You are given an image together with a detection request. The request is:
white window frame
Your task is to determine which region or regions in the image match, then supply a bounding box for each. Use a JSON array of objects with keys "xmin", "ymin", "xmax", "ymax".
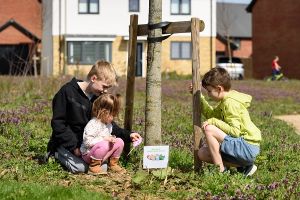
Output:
[
  {"xmin": 129, "ymin": 0, "xmax": 139, "ymax": 12},
  {"xmin": 170, "ymin": 0, "xmax": 191, "ymax": 15},
  {"xmin": 78, "ymin": 0, "xmax": 99, "ymax": 14}
]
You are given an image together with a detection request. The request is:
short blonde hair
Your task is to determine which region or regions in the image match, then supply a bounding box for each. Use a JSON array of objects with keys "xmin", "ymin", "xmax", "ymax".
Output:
[
  {"xmin": 92, "ymin": 93, "xmax": 121, "ymax": 121},
  {"xmin": 87, "ymin": 60, "xmax": 117, "ymax": 86}
]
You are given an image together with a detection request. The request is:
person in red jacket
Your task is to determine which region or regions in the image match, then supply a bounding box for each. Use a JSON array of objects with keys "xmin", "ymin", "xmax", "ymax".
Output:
[{"xmin": 271, "ymin": 56, "xmax": 282, "ymax": 80}]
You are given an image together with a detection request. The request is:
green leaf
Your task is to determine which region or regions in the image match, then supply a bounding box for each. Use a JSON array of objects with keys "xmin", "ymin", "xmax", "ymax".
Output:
[
  {"xmin": 132, "ymin": 170, "xmax": 149, "ymax": 186},
  {"xmin": 151, "ymin": 167, "xmax": 172, "ymax": 180}
]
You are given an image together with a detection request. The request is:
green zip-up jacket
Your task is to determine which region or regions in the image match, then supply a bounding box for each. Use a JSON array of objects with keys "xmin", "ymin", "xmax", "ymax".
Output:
[{"xmin": 201, "ymin": 90, "xmax": 261, "ymax": 146}]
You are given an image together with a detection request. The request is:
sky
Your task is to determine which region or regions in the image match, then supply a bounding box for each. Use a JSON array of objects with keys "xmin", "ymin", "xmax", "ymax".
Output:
[{"xmin": 217, "ymin": 0, "xmax": 252, "ymax": 4}]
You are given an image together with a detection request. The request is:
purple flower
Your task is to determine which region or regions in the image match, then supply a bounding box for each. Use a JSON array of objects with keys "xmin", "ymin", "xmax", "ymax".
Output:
[{"xmin": 10, "ymin": 117, "xmax": 20, "ymax": 124}]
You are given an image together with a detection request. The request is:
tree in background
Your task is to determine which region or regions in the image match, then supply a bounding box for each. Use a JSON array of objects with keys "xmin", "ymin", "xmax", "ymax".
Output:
[{"xmin": 218, "ymin": 1, "xmax": 237, "ymax": 63}]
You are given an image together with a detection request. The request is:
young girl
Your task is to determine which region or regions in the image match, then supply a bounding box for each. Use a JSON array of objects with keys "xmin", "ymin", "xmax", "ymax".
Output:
[{"xmin": 80, "ymin": 93, "xmax": 126, "ymax": 175}]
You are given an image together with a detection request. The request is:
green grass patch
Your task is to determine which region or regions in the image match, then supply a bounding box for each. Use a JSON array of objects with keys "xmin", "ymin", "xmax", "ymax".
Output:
[
  {"xmin": 0, "ymin": 180, "xmax": 111, "ymax": 200},
  {"xmin": 1, "ymin": 77, "xmax": 300, "ymax": 199}
]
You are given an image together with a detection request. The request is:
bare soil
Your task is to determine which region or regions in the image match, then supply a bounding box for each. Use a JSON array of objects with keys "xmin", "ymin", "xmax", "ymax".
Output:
[{"xmin": 274, "ymin": 115, "xmax": 300, "ymax": 135}]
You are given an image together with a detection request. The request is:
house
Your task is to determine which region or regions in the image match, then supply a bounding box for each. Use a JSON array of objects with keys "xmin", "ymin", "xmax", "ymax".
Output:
[
  {"xmin": 247, "ymin": 0, "xmax": 300, "ymax": 79},
  {"xmin": 41, "ymin": 0, "xmax": 217, "ymax": 77},
  {"xmin": 216, "ymin": 2, "xmax": 252, "ymax": 59},
  {"xmin": 0, "ymin": 0, "xmax": 42, "ymax": 75}
]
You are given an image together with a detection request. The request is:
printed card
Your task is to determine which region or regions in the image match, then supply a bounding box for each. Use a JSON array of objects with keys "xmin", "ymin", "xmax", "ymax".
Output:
[{"xmin": 143, "ymin": 146, "xmax": 169, "ymax": 169}]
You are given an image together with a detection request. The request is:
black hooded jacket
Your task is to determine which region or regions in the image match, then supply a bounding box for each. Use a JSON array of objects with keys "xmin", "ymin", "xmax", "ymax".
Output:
[{"xmin": 47, "ymin": 78, "xmax": 131, "ymax": 153}]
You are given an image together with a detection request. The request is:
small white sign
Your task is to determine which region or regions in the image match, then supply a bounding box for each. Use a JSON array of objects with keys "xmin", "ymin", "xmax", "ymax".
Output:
[{"xmin": 143, "ymin": 146, "xmax": 169, "ymax": 169}]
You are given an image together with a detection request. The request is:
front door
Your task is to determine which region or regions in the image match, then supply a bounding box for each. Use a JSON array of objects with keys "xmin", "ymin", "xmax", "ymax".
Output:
[{"xmin": 135, "ymin": 42, "xmax": 143, "ymax": 77}]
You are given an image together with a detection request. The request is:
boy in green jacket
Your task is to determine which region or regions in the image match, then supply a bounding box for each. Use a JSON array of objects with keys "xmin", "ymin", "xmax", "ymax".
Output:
[{"xmin": 198, "ymin": 67, "xmax": 261, "ymax": 176}]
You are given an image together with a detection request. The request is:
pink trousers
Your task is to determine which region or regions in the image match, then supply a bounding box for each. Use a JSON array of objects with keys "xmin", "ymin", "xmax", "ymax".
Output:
[{"xmin": 82, "ymin": 138, "xmax": 124, "ymax": 164}]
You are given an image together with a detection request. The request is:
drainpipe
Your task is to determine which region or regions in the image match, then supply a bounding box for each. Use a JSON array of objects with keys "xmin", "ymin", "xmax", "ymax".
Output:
[
  {"xmin": 63, "ymin": 0, "xmax": 67, "ymax": 75},
  {"xmin": 59, "ymin": 0, "xmax": 62, "ymax": 74},
  {"xmin": 210, "ymin": 0, "xmax": 213, "ymax": 69}
]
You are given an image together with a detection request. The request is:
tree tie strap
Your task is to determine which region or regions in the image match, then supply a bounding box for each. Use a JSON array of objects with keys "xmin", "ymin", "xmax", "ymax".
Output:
[{"xmin": 147, "ymin": 21, "xmax": 172, "ymax": 43}]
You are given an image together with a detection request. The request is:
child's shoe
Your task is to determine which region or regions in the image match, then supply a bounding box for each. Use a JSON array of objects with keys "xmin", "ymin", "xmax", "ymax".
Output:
[
  {"xmin": 109, "ymin": 157, "xmax": 126, "ymax": 173},
  {"xmin": 242, "ymin": 164, "xmax": 257, "ymax": 177},
  {"xmin": 88, "ymin": 158, "xmax": 107, "ymax": 175}
]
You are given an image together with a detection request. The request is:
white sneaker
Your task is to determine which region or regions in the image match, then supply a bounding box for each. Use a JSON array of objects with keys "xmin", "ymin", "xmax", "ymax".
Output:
[{"xmin": 244, "ymin": 164, "xmax": 257, "ymax": 177}]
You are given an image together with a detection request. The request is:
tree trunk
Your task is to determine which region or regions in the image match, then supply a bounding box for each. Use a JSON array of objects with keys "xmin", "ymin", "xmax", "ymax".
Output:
[{"xmin": 145, "ymin": 0, "xmax": 162, "ymax": 145}]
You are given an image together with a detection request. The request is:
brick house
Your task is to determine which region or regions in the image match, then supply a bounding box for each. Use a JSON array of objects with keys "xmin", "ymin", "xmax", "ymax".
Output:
[
  {"xmin": 216, "ymin": 3, "xmax": 252, "ymax": 59},
  {"xmin": 0, "ymin": 0, "xmax": 42, "ymax": 75},
  {"xmin": 41, "ymin": 0, "xmax": 217, "ymax": 77},
  {"xmin": 247, "ymin": 0, "xmax": 300, "ymax": 79}
]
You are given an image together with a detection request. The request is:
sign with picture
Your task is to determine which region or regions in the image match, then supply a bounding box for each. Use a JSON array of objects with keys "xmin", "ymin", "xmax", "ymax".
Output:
[{"xmin": 143, "ymin": 146, "xmax": 169, "ymax": 169}]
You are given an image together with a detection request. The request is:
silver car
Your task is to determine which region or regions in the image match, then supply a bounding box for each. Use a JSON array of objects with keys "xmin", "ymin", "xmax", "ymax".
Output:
[{"xmin": 216, "ymin": 57, "xmax": 244, "ymax": 80}]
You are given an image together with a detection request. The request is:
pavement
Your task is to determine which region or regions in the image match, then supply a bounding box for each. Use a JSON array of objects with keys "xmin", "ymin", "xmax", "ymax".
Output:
[{"xmin": 274, "ymin": 115, "xmax": 300, "ymax": 135}]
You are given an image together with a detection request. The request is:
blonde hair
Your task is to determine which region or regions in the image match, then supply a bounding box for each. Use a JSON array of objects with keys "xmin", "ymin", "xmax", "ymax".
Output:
[
  {"xmin": 87, "ymin": 60, "xmax": 118, "ymax": 86},
  {"xmin": 92, "ymin": 93, "xmax": 121, "ymax": 121}
]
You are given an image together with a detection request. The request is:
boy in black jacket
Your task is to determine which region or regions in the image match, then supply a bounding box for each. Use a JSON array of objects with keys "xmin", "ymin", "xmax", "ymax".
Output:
[{"xmin": 47, "ymin": 60, "xmax": 141, "ymax": 173}]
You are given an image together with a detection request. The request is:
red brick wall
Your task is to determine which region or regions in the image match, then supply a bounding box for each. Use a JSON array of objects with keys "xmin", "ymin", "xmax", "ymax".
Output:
[
  {"xmin": 233, "ymin": 39, "xmax": 252, "ymax": 58},
  {"xmin": 216, "ymin": 38, "xmax": 226, "ymax": 52},
  {"xmin": 252, "ymin": 0, "xmax": 300, "ymax": 79},
  {"xmin": 0, "ymin": 25, "xmax": 33, "ymax": 44},
  {"xmin": 216, "ymin": 38, "xmax": 252, "ymax": 58},
  {"xmin": 0, "ymin": 0, "xmax": 42, "ymax": 44}
]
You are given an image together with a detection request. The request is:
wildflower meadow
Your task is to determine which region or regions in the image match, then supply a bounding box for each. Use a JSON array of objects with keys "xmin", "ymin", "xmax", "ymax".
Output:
[{"xmin": 0, "ymin": 75, "xmax": 299, "ymax": 199}]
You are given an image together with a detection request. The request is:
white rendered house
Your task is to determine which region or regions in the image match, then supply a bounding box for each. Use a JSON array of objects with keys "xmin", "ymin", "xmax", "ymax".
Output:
[{"xmin": 41, "ymin": 0, "xmax": 216, "ymax": 77}]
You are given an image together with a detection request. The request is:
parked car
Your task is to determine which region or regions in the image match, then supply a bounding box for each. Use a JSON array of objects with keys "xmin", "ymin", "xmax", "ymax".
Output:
[{"xmin": 216, "ymin": 57, "xmax": 244, "ymax": 80}]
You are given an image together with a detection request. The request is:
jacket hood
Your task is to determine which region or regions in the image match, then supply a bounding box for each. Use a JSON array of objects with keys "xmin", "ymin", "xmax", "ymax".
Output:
[{"xmin": 224, "ymin": 90, "xmax": 252, "ymax": 108}]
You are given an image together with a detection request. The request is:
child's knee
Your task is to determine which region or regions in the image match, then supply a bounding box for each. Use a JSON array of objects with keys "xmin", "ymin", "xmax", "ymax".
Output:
[
  {"xmin": 98, "ymin": 141, "xmax": 110, "ymax": 152},
  {"xmin": 115, "ymin": 138, "xmax": 124, "ymax": 147},
  {"xmin": 203, "ymin": 124, "xmax": 216, "ymax": 135}
]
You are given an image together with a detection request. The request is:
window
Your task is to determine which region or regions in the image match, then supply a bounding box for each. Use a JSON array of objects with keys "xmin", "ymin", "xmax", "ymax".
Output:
[
  {"xmin": 67, "ymin": 41, "xmax": 112, "ymax": 64},
  {"xmin": 129, "ymin": 0, "xmax": 139, "ymax": 12},
  {"xmin": 171, "ymin": 42, "xmax": 191, "ymax": 59},
  {"xmin": 171, "ymin": 0, "xmax": 191, "ymax": 15},
  {"xmin": 79, "ymin": 0, "xmax": 99, "ymax": 14}
]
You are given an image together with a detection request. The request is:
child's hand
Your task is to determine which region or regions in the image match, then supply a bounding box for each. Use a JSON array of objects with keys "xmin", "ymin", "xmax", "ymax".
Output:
[
  {"xmin": 189, "ymin": 83, "xmax": 193, "ymax": 94},
  {"xmin": 110, "ymin": 135, "xmax": 116, "ymax": 143},
  {"xmin": 202, "ymin": 121, "xmax": 209, "ymax": 130},
  {"xmin": 190, "ymin": 83, "xmax": 203, "ymax": 94},
  {"xmin": 73, "ymin": 148, "xmax": 82, "ymax": 157},
  {"xmin": 130, "ymin": 132, "xmax": 142, "ymax": 142},
  {"xmin": 105, "ymin": 136, "xmax": 116, "ymax": 143}
]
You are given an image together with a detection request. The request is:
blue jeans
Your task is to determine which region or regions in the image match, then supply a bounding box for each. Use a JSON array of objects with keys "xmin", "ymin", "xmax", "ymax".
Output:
[{"xmin": 54, "ymin": 146, "xmax": 107, "ymax": 173}]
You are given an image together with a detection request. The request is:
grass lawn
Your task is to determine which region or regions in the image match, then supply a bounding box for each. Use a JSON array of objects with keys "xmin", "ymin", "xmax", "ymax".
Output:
[{"xmin": 0, "ymin": 76, "xmax": 300, "ymax": 199}]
